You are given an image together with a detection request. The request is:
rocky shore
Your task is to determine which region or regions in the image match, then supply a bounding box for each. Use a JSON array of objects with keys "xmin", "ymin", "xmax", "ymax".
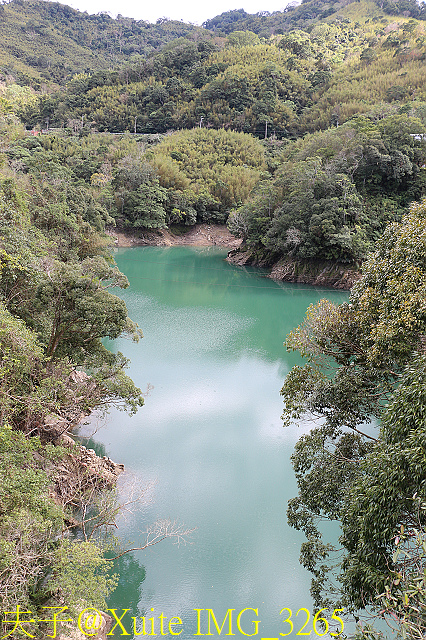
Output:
[
  {"xmin": 226, "ymin": 248, "xmax": 360, "ymax": 290},
  {"xmin": 109, "ymin": 226, "xmax": 360, "ymax": 290}
]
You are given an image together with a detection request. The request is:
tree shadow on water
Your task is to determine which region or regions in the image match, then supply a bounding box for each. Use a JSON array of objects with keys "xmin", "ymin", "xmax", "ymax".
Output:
[{"xmin": 107, "ymin": 552, "xmax": 146, "ymax": 633}]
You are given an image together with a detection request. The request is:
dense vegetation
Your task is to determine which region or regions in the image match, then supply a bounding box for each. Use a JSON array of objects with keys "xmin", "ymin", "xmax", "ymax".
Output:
[
  {"xmin": 3, "ymin": 0, "xmax": 426, "ymax": 268},
  {"xmin": 282, "ymin": 198, "xmax": 426, "ymax": 637},
  {"xmin": 15, "ymin": 15, "xmax": 426, "ymax": 137},
  {"xmin": 0, "ymin": 0, "xmax": 205, "ymax": 86},
  {"xmin": 203, "ymin": 0, "xmax": 426, "ymax": 35},
  {"xmin": 1, "ymin": 0, "xmax": 426, "ymax": 635},
  {"xmin": 0, "ymin": 107, "xmax": 149, "ymax": 634},
  {"xmin": 230, "ymin": 111, "xmax": 426, "ymax": 263}
]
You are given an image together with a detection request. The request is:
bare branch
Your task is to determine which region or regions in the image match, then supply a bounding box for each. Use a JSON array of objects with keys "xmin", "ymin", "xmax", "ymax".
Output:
[{"xmin": 107, "ymin": 519, "xmax": 196, "ymax": 561}]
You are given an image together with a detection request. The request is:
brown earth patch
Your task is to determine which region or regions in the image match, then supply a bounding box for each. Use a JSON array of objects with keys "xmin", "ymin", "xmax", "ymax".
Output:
[
  {"xmin": 227, "ymin": 248, "xmax": 361, "ymax": 290},
  {"xmin": 108, "ymin": 224, "xmax": 241, "ymax": 249}
]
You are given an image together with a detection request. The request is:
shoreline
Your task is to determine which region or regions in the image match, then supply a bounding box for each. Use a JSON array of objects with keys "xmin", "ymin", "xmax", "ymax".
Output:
[
  {"xmin": 226, "ymin": 248, "xmax": 360, "ymax": 290},
  {"xmin": 108, "ymin": 226, "xmax": 359, "ymax": 290},
  {"xmin": 107, "ymin": 224, "xmax": 242, "ymax": 249}
]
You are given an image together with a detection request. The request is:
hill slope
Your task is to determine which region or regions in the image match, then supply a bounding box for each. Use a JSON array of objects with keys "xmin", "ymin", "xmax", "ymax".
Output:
[
  {"xmin": 0, "ymin": 0, "xmax": 206, "ymax": 86},
  {"xmin": 13, "ymin": 0, "xmax": 424, "ymax": 137}
]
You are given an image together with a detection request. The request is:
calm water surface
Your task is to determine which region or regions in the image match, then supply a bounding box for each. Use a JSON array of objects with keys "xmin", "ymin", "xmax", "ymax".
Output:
[{"xmin": 81, "ymin": 247, "xmax": 348, "ymax": 639}]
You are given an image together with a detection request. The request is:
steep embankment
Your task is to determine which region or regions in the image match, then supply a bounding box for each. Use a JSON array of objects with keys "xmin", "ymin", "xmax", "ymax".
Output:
[
  {"xmin": 227, "ymin": 247, "xmax": 360, "ymax": 289},
  {"xmin": 109, "ymin": 224, "xmax": 242, "ymax": 248}
]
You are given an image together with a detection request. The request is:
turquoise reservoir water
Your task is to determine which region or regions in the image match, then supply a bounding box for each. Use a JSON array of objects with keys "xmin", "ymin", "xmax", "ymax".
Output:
[{"xmin": 81, "ymin": 247, "xmax": 348, "ymax": 639}]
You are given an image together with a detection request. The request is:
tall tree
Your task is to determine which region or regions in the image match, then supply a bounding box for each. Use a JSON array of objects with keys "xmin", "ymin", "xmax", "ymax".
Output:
[{"xmin": 282, "ymin": 198, "xmax": 426, "ymax": 624}]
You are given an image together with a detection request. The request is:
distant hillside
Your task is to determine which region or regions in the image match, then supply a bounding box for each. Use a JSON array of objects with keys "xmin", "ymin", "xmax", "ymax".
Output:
[
  {"xmin": 0, "ymin": 0, "xmax": 206, "ymax": 86},
  {"xmin": 1, "ymin": 0, "xmax": 426, "ymax": 136},
  {"xmin": 5, "ymin": 0, "xmax": 421, "ymax": 137},
  {"xmin": 203, "ymin": 0, "xmax": 426, "ymax": 35},
  {"xmin": 2, "ymin": 0, "xmax": 425, "ymax": 90}
]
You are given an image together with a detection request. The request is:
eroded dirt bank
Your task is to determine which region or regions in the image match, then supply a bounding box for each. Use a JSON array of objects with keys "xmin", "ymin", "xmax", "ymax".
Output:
[
  {"xmin": 108, "ymin": 224, "xmax": 242, "ymax": 248},
  {"xmin": 108, "ymin": 226, "xmax": 360, "ymax": 290},
  {"xmin": 226, "ymin": 248, "xmax": 360, "ymax": 290}
]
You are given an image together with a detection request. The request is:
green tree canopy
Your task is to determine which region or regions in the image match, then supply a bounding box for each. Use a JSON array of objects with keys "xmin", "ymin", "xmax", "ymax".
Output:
[{"xmin": 282, "ymin": 197, "xmax": 426, "ymax": 621}]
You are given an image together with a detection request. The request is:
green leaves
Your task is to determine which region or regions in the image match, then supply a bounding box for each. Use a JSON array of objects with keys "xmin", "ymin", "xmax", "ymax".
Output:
[
  {"xmin": 50, "ymin": 540, "xmax": 118, "ymax": 613},
  {"xmin": 123, "ymin": 182, "xmax": 168, "ymax": 229},
  {"xmin": 284, "ymin": 198, "xmax": 426, "ymax": 617},
  {"xmin": 233, "ymin": 109, "xmax": 426, "ymax": 266},
  {"xmin": 151, "ymin": 128, "xmax": 265, "ymax": 221}
]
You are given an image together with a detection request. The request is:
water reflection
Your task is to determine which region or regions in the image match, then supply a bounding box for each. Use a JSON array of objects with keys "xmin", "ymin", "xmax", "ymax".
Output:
[
  {"xmin": 108, "ymin": 553, "xmax": 146, "ymax": 614},
  {"xmin": 84, "ymin": 247, "xmax": 349, "ymax": 638}
]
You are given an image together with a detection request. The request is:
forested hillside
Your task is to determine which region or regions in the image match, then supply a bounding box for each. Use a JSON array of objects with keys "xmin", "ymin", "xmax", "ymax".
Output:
[
  {"xmin": 1, "ymin": 0, "xmax": 425, "ymax": 272},
  {"xmin": 229, "ymin": 112, "xmax": 426, "ymax": 264},
  {"xmin": 0, "ymin": 0, "xmax": 206, "ymax": 85},
  {"xmin": 2, "ymin": 0, "xmax": 426, "ymax": 635},
  {"xmin": 11, "ymin": 8, "xmax": 426, "ymax": 136}
]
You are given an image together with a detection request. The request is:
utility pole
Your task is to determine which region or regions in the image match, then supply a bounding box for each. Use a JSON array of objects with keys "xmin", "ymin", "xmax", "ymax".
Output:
[{"xmin": 134, "ymin": 116, "xmax": 137, "ymax": 134}]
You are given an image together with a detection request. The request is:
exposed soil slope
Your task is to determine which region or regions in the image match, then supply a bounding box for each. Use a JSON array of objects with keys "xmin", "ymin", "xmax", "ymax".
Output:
[{"xmin": 108, "ymin": 224, "xmax": 242, "ymax": 248}]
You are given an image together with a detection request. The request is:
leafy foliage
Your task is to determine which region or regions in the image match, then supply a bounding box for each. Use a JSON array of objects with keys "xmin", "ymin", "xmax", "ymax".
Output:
[
  {"xmin": 150, "ymin": 128, "xmax": 266, "ymax": 222},
  {"xmin": 282, "ymin": 198, "xmax": 426, "ymax": 620},
  {"xmin": 230, "ymin": 112, "xmax": 426, "ymax": 264},
  {"xmin": 0, "ymin": 115, "xmax": 145, "ymax": 634},
  {"xmin": 0, "ymin": 0, "xmax": 206, "ymax": 87}
]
